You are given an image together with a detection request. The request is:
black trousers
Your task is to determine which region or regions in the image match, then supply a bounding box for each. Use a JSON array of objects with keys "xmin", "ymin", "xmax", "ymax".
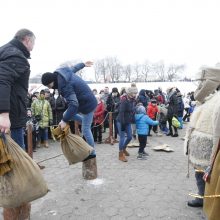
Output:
[
  {"xmin": 92, "ymin": 123, "xmax": 102, "ymax": 142},
  {"xmin": 138, "ymin": 134, "xmax": 147, "ymax": 153}
]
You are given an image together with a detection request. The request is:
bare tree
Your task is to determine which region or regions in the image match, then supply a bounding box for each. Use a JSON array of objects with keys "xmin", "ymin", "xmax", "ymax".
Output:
[
  {"xmin": 141, "ymin": 60, "xmax": 151, "ymax": 82},
  {"xmin": 94, "ymin": 59, "xmax": 108, "ymax": 83},
  {"xmin": 152, "ymin": 61, "xmax": 166, "ymax": 81},
  {"xmin": 133, "ymin": 63, "xmax": 142, "ymax": 82},
  {"xmin": 105, "ymin": 57, "xmax": 122, "ymax": 82},
  {"xmin": 167, "ymin": 64, "xmax": 186, "ymax": 81},
  {"xmin": 122, "ymin": 64, "xmax": 133, "ymax": 82}
]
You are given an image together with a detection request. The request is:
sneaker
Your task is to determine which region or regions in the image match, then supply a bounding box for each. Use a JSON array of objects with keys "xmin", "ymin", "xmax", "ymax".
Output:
[
  {"xmin": 142, "ymin": 151, "xmax": 149, "ymax": 156},
  {"xmin": 137, "ymin": 153, "xmax": 147, "ymax": 160},
  {"xmin": 156, "ymin": 133, "xmax": 163, "ymax": 137}
]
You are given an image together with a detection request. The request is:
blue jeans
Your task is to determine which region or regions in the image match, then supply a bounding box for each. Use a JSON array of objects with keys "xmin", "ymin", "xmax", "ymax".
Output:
[
  {"xmin": 11, "ymin": 128, "xmax": 25, "ymax": 150},
  {"xmin": 70, "ymin": 111, "xmax": 96, "ymax": 155},
  {"xmin": 38, "ymin": 127, "xmax": 48, "ymax": 142},
  {"xmin": 117, "ymin": 122, "xmax": 132, "ymax": 151},
  {"xmin": 178, "ymin": 117, "xmax": 183, "ymax": 129}
]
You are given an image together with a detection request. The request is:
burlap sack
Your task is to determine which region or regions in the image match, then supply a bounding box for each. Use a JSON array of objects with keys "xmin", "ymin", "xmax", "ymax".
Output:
[
  {"xmin": 0, "ymin": 134, "xmax": 48, "ymax": 208},
  {"xmin": 204, "ymin": 152, "xmax": 220, "ymax": 220},
  {"xmin": 52, "ymin": 126, "xmax": 93, "ymax": 165},
  {"xmin": 61, "ymin": 130, "xmax": 93, "ymax": 165}
]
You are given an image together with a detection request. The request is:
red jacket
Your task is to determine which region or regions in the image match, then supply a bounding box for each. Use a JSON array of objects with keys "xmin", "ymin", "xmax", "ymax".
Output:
[
  {"xmin": 147, "ymin": 103, "xmax": 159, "ymax": 119},
  {"xmin": 94, "ymin": 101, "xmax": 105, "ymax": 124}
]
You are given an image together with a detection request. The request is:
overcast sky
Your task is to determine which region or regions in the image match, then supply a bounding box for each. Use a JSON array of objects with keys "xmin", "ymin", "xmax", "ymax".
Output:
[{"xmin": 1, "ymin": 0, "xmax": 220, "ymax": 79}]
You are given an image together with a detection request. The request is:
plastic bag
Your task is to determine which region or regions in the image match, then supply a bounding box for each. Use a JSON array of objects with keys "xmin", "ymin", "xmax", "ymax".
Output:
[
  {"xmin": 0, "ymin": 134, "xmax": 48, "ymax": 208},
  {"xmin": 172, "ymin": 116, "xmax": 180, "ymax": 128}
]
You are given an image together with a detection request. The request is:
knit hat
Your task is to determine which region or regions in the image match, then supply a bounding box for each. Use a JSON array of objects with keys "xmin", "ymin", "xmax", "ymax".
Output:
[
  {"xmin": 126, "ymin": 86, "xmax": 138, "ymax": 95},
  {"xmin": 112, "ymin": 87, "xmax": 118, "ymax": 93},
  {"xmin": 135, "ymin": 105, "xmax": 146, "ymax": 114},
  {"xmin": 151, "ymin": 98, "xmax": 157, "ymax": 103},
  {"xmin": 40, "ymin": 89, "xmax": 45, "ymax": 95},
  {"xmin": 41, "ymin": 72, "xmax": 56, "ymax": 86}
]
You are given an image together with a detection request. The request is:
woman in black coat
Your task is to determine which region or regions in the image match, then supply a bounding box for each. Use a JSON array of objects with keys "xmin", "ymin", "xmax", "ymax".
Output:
[{"xmin": 166, "ymin": 87, "xmax": 179, "ymax": 137}]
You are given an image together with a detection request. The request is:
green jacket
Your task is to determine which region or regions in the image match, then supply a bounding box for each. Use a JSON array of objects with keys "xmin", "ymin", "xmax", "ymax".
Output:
[{"xmin": 31, "ymin": 98, "xmax": 53, "ymax": 128}]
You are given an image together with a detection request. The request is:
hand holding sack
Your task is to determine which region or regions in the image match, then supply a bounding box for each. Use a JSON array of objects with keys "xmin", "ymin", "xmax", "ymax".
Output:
[
  {"xmin": 0, "ymin": 133, "xmax": 48, "ymax": 208},
  {"xmin": 52, "ymin": 125, "xmax": 93, "ymax": 165}
]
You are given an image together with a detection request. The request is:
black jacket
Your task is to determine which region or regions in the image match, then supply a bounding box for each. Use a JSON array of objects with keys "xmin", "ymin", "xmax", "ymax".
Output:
[
  {"xmin": 0, "ymin": 39, "xmax": 31, "ymax": 128},
  {"xmin": 117, "ymin": 95, "xmax": 136, "ymax": 126}
]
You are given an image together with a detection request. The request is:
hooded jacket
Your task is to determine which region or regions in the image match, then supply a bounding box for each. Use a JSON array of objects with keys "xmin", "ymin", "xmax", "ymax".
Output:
[
  {"xmin": 135, "ymin": 114, "xmax": 159, "ymax": 135},
  {"xmin": 55, "ymin": 63, "xmax": 97, "ymax": 122}
]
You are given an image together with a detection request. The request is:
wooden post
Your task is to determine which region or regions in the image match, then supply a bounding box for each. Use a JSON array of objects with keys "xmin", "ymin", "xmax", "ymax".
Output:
[
  {"xmin": 82, "ymin": 157, "xmax": 98, "ymax": 180},
  {"xmin": 104, "ymin": 112, "xmax": 118, "ymax": 145},
  {"xmin": 27, "ymin": 123, "xmax": 33, "ymax": 158}
]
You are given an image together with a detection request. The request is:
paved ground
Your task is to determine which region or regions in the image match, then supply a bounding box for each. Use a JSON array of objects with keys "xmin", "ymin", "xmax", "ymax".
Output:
[{"xmin": 1, "ymin": 125, "xmax": 207, "ymax": 220}]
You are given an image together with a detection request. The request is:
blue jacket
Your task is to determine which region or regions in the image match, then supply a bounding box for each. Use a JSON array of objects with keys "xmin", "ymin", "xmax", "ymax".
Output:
[
  {"xmin": 55, "ymin": 63, "xmax": 97, "ymax": 122},
  {"xmin": 135, "ymin": 114, "xmax": 159, "ymax": 135}
]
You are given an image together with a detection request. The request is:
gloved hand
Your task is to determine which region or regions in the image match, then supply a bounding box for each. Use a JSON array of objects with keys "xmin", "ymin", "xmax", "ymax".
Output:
[{"xmin": 121, "ymin": 124, "xmax": 126, "ymax": 131}]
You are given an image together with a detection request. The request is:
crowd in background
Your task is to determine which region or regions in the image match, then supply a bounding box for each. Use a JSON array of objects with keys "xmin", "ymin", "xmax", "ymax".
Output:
[{"xmin": 24, "ymin": 83, "xmax": 196, "ymax": 159}]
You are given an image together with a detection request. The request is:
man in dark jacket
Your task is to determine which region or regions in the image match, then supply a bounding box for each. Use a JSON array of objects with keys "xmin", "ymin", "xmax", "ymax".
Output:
[
  {"xmin": 41, "ymin": 61, "xmax": 97, "ymax": 159},
  {"xmin": 0, "ymin": 28, "xmax": 35, "ymax": 220},
  {"xmin": 0, "ymin": 29, "xmax": 35, "ymax": 139}
]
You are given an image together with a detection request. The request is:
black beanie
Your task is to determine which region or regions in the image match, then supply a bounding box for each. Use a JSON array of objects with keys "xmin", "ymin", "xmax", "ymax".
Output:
[
  {"xmin": 112, "ymin": 87, "xmax": 118, "ymax": 93},
  {"xmin": 41, "ymin": 72, "xmax": 56, "ymax": 86}
]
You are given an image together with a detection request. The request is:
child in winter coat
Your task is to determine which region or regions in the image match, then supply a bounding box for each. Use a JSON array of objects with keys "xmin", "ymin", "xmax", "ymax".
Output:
[
  {"xmin": 92, "ymin": 95, "xmax": 105, "ymax": 144},
  {"xmin": 147, "ymin": 99, "xmax": 160, "ymax": 136},
  {"xmin": 158, "ymin": 104, "xmax": 169, "ymax": 134},
  {"xmin": 135, "ymin": 104, "xmax": 159, "ymax": 159}
]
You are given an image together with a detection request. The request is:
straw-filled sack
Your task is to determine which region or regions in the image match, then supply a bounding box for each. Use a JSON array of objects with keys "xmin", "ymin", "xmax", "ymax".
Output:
[
  {"xmin": 0, "ymin": 134, "xmax": 48, "ymax": 208},
  {"xmin": 52, "ymin": 126, "xmax": 93, "ymax": 165},
  {"xmin": 204, "ymin": 151, "xmax": 220, "ymax": 220}
]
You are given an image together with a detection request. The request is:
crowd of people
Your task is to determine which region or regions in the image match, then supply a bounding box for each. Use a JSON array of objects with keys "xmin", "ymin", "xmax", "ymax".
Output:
[
  {"xmin": 25, "ymin": 82, "xmax": 196, "ymax": 162},
  {"xmin": 2, "ymin": 28, "xmax": 220, "ymax": 220}
]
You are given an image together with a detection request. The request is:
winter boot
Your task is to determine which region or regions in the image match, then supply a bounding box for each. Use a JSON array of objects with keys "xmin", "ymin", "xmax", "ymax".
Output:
[
  {"xmin": 187, "ymin": 171, "xmax": 205, "ymax": 207},
  {"xmin": 36, "ymin": 141, "xmax": 41, "ymax": 148},
  {"xmin": 123, "ymin": 148, "xmax": 130, "ymax": 156},
  {"xmin": 119, "ymin": 151, "xmax": 127, "ymax": 162},
  {"xmin": 44, "ymin": 140, "xmax": 49, "ymax": 148}
]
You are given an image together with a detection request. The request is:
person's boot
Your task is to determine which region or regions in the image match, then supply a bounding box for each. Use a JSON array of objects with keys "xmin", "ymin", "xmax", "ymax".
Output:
[
  {"xmin": 123, "ymin": 148, "xmax": 130, "ymax": 156},
  {"xmin": 36, "ymin": 141, "xmax": 41, "ymax": 148},
  {"xmin": 119, "ymin": 151, "xmax": 127, "ymax": 162},
  {"xmin": 187, "ymin": 171, "xmax": 205, "ymax": 207},
  {"xmin": 172, "ymin": 133, "xmax": 178, "ymax": 137},
  {"xmin": 187, "ymin": 198, "xmax": 203, "ymax": 207},
  {"xmin": 44, "ymin": 140, "xmax": 49, "ymax": 148}
]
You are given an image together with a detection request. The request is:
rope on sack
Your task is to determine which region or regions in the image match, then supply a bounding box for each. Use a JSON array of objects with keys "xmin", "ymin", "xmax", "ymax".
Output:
[
  {"xmin": 37, "ymin": 153, "xmax": 64, "ymax": 164},
  {"xmin": 189, "ymin": 193, "xmax": 220, "ymax": 199}
]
